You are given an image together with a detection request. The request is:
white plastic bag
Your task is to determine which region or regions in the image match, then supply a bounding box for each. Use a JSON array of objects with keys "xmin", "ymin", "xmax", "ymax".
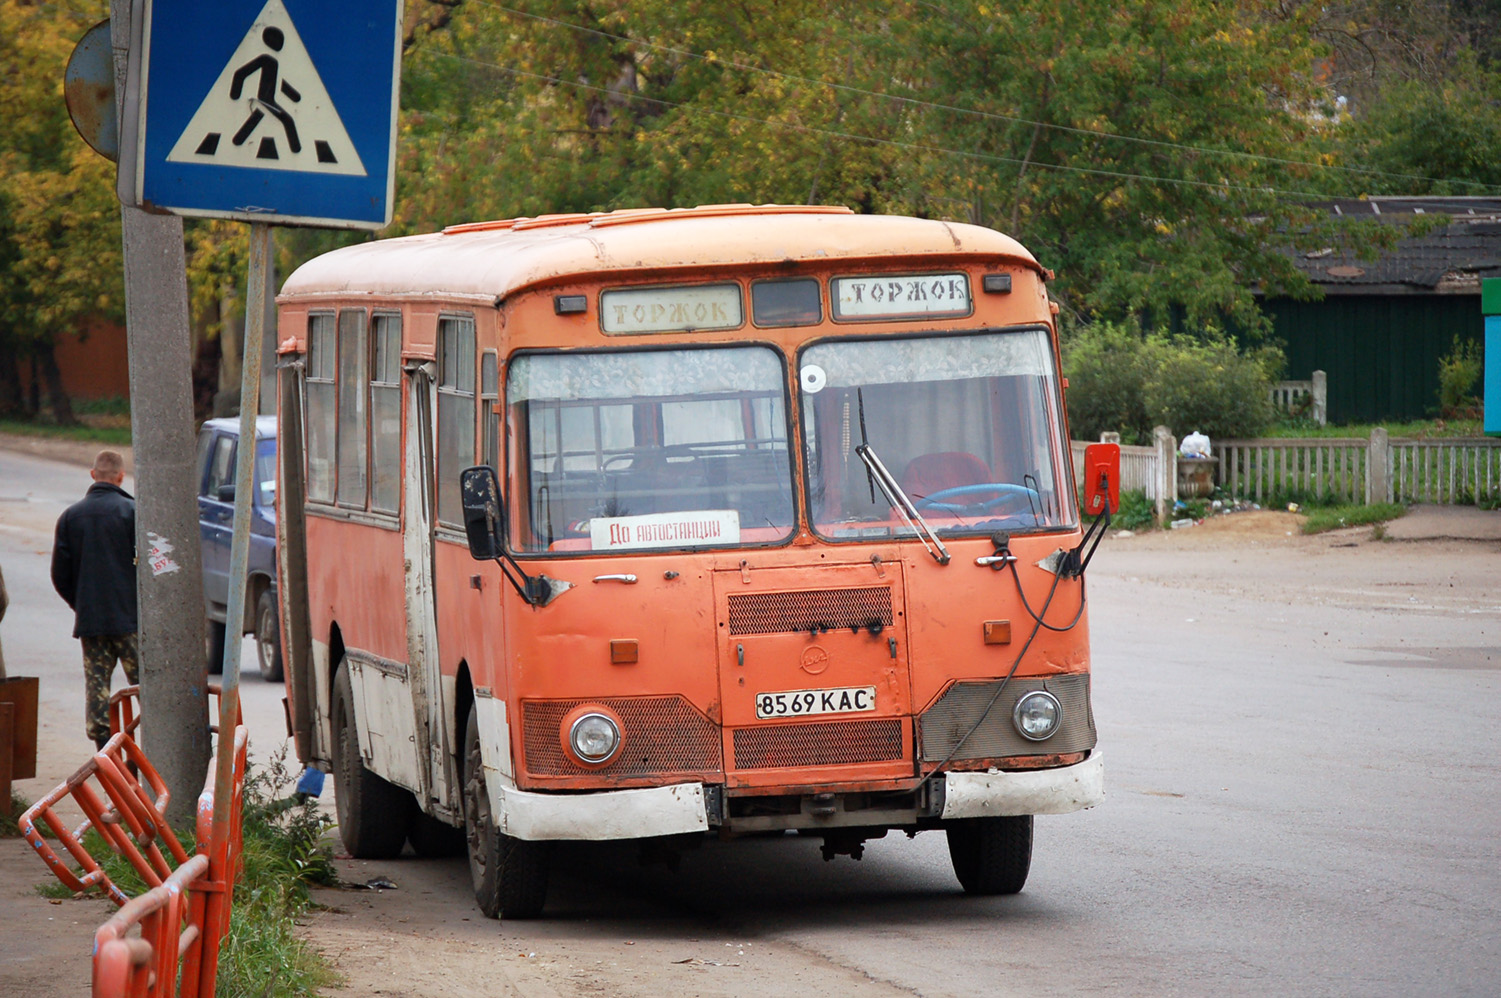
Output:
[{"xmin": 1180, "ymin": 430, "xmax": 1211, "ymax": 458}]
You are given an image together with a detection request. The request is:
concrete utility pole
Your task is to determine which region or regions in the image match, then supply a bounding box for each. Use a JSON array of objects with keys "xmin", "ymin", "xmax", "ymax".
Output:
[{"xmin": 110, "ymin": 1, "xmax": 211, "ymax": 826}]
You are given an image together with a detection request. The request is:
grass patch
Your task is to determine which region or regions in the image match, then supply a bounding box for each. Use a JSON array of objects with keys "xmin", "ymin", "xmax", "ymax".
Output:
[
  {"xmin": 1112, "ymin": 489, "xmax": 1156, "ymax": 531},
  {"xmin": 1264, "ymin": 418, "xmax": 1485, "ymax": 439},
  {"xmin": 1301, "ymin": 503, "xmax": 1406, "ymax": 535},
  {"xmin": 1, "ymin": 790, "xmax": 29, "ymax": 837},
  {"xmin": 0, "ymin": 419, "xmax": 131, "ymax": 446}
]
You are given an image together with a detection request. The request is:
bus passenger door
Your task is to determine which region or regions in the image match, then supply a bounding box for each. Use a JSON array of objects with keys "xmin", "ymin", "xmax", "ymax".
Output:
[{"xmin": 401, "ymin": 361, "xmax": 454, "ymax": 812}]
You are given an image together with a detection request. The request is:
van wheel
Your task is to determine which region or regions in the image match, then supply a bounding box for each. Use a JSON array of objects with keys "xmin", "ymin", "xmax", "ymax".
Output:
[
  {"xmin": 462, "ymin": 710, "xmax": 549, "ymax": 918},
  {"xmin": 255, "ymin": 590, "xmax": 284, "ymax": 682},
  {"xmin": 332, "ymin": 660, "xmax": 411, "ymax": 858},
  {"xmin": 408, "ymin": 808, "xmax": 466, "ymax": 858},
  {"xmin": 945, "ymin": 815, "xmax": 1033, "ymax": 895},
  {"xmin": 205, "ymin": 620, "xmax": 226, "ymax": 675}
]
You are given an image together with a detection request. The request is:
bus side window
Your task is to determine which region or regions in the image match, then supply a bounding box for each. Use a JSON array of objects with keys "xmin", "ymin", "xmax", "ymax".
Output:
[
  {"xmin": 369, "ymin": 312, "xmax": 402, "ymax": 514},
  {"xmin": 305, "ymin": 313, "xmax": 337, "ymax": 504},
  {"xmin": 481, "ymin": 350, "xmax": 499, "ymax": 471},
  {"xmin": 436, "ymin": 315, "xmax": 476, "ymax": 527},
  {"xmin": 336, "ymin": 308, "xmax": 368, "ymax": 508}
]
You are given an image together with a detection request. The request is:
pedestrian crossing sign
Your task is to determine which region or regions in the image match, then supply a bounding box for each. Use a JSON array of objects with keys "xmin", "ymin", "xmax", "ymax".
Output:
[{"xmin": 121, "ymin": 0, "xmax": 402, "ymax": 229}]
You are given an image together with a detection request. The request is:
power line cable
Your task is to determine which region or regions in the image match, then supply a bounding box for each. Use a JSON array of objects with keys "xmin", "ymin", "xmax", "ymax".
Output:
[
  {"xmin": 468, "ymin": 0, "xmax": 1501, "ymax": 195},
  {"xmin": 440, "ymin": 53, "xmax": 1366, "ymax": 202}
]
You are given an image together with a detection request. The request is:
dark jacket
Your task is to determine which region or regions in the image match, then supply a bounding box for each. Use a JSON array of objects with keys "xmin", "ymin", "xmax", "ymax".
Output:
[{"xmin": 52, "ymin": 482, "xmax": 138, "ymax": 638}]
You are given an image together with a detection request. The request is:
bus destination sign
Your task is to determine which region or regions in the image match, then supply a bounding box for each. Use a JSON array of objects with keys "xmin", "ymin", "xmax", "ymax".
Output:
[
  {"xmin": 832, "ymin": 273, "xmax": 971, "ymax": 320},
  {"xmin": 601, "ymin": 284, "xmax": 743, "ymax": 334}
]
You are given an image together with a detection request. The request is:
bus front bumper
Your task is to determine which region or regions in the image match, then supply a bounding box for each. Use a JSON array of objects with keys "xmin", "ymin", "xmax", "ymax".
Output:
[
  {"xmin": 495, "ymin": 782, "xmax": 709, "ymax": 842},
  {"xmin": 939, "ymin": 751, "xmax": 1104, "ymax": 819}
]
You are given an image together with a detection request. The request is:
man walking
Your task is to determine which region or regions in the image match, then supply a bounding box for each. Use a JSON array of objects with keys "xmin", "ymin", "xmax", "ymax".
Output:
[{"xmin": 51, "ymin": 450, "xmax": 138, "ymax": 749}]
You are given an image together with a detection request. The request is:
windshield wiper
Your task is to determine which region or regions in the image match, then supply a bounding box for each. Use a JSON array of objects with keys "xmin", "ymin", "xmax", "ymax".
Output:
[{"xmin": 854, "ymin": 443, "xmax": 951, "ymax": 566}]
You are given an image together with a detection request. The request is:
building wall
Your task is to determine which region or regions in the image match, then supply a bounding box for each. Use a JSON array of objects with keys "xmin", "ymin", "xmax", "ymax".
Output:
[
  {"xmin": 1261, "ymin": 294, "xmax": 1481, "ymax": 424},
  {"xmin": 17, "ymin": 320, "xmax": 131, "ymax": 401}
]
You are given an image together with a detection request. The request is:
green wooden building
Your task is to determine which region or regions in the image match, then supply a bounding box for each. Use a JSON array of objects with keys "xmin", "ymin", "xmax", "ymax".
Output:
[{"xmin": 1262, "ymin": 197, "xmax": 1499, "ymax": 424}]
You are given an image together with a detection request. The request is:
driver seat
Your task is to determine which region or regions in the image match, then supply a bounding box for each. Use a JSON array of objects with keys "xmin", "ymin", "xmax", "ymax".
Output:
[{"xmin": 900, "ymin": 451, "xmax": 991, "ymax": 501}]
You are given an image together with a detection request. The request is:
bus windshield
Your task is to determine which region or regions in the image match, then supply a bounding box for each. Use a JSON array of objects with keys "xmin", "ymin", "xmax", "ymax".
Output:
[
  {"xmin": 508, "ymin": 345, "xmax": 796, "ymax": 553},
  {"xmin": 800, "ymin": 328, "xmax": 1073, "ymax": 539}
]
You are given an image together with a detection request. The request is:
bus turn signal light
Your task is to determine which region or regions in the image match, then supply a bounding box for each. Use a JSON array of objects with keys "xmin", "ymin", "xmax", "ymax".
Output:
[{"xmin": 610, "ymin": 639, "xmax": 639, "ymax": 664}]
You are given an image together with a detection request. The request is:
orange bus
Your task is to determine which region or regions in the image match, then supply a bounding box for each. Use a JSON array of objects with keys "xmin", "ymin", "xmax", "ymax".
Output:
[{"xmin": 274, "ymin": 205, "xmax": 1114, "ymax": 919}]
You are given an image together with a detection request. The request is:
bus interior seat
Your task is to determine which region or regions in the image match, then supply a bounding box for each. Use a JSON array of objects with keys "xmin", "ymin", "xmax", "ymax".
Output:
[{"xmin": 900, "ymin": 451, "xmax": 991, "ymax": 500}]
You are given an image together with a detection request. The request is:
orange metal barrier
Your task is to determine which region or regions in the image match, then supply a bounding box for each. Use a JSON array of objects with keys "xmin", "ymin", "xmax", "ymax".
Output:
[
  {"xmin": 92, "ymin": 854, "xmax": 210, "ymax": 998},
  {"xmin": 19, "ymin": 730, "xmax": 191, "ymax": 905},
  {"xmin": 19, "ymin": 687, "xmax": 250, "ymax": 997}
]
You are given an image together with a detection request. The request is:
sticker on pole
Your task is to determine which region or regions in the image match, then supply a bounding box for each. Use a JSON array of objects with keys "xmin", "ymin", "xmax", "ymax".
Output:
[{"xmin": 166, "ymin": 0, "xmax": 365, "ymax": 176}]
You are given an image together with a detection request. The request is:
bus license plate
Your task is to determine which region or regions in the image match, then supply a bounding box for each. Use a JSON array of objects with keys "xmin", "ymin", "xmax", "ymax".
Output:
[{"xmin": 756, "ymin": 686, "xmax": 877, "ymax": 720}]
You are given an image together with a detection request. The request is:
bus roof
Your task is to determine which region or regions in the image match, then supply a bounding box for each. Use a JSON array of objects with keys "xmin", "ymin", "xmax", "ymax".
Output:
[{"xmin": 278, "ymin": 205, "xmax": 1043, "ymax": 303}]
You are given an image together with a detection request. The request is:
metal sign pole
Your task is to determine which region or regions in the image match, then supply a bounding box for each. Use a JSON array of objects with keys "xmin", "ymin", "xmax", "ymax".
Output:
[{"xmin": 211, "ymin": 222, "xmax": 272, "ymax": 828}]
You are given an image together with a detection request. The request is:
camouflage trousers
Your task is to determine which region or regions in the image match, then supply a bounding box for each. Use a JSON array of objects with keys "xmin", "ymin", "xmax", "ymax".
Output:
[{"xmin": 81, "ymin": 633, "xmax": 139, "ymax": 743}]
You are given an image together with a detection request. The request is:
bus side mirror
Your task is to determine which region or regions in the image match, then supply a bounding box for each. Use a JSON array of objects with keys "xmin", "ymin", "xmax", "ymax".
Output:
[
  {"xmin": 1082, "ymin": 443, "xmax": 1120, "ymax": 517},
  {"xmin": 460, "ymin": 466, "xmax": 505, "ymax": 561}
]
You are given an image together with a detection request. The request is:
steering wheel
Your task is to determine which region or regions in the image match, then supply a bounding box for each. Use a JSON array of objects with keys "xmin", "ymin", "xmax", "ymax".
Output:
[{"xmin": 913, "ymin": 482, "xmax": 1039, "ymax": 517}]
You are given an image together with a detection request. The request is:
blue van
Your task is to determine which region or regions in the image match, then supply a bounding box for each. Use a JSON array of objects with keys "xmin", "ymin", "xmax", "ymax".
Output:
[{"xmin": 195, "ymin": 416, "xmax": 281, "ymax": 681}]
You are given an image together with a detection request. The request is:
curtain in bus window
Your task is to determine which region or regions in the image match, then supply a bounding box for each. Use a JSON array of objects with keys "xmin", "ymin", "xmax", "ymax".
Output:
[
  {"xmin": 336, "ymin": 309, "xmax": 368, "ymax": 507},
  {"xmin": 369, "ymin": 313, "xmax": 402, "ymax": 514},
  {"xmin": 305, "ymin": 313, "xmax": 336, "ymax": 503},
  {"xmin": 436, "ymin": 316, "xmax": 476, "ymax": 526}
]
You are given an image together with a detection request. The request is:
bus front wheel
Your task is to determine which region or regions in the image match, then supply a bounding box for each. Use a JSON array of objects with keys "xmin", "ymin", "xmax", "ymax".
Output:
[
  {"xmin": 332, "ymin": 659, "xmax": 412, "ymax": 858},
  {"xmin": 462, "ymin": 710, "xmax": 550, "ymax": 919},
  {"xmin": 945, "ymin": 815, "xmax": 1033, "ymax": 895}
]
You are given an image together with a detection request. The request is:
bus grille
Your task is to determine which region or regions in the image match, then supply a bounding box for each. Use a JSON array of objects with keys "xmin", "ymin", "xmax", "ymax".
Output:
[
  {"xmin": 732, "ymin": 718, "xmax": 905, "ymax": 770},
  {"xmin": 918, "ymin": 673, "xmax": 1096, "ymax": 762},
  {"xmin": 726, "ymin": 587, "xmax": 893, "ymax": 635},
  {"xmin": 522, "ymin": 696, "xmax": 722, "ymax": 778}
]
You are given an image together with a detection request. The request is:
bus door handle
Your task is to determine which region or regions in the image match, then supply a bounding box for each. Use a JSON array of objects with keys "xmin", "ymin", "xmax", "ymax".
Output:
[
  {"xmin": 889, "ymin": 637, "xmax": 898, "ymax": 660},
  {"xmin": 592, "ymin": 574, "xmax": 638, "ymax": 584}
]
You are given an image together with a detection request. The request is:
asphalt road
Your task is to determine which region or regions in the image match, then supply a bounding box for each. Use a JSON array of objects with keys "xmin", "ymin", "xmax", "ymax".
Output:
[{"xmin": 3, "ymin": 444, "xmax": 1498, "ymax": 997}]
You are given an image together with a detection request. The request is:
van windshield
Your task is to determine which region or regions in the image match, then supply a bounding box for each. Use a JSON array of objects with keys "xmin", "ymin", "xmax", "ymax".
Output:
[
  {"xmin": 799, "ymin": 328, "xmax": 1074, "ymax": 539},
  {"xmin": 508, "ymin": 346, "xmax": 796, "ymax": 553}
]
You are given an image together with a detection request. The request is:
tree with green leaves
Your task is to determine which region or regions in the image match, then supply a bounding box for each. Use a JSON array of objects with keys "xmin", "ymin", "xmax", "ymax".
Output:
[{"xmin": 0, "ymin": 0, "xmax": 117, "ymax": 423}]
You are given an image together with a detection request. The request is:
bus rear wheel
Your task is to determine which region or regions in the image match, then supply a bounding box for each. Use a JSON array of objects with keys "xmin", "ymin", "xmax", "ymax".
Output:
[
  {"xmin": 332, "ymin": 659, "xmax": 412, "ymax": 858},
  {"xmin": 945, "ymin": 815, "xmax": 1033, "ymax": 895},
  {"xmin": 462, "ymin": 710, "xmax": 550, "ymax": 919}
]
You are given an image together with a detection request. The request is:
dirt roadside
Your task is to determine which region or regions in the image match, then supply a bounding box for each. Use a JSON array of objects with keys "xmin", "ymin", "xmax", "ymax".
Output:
[{"xmin": 0, "ymin": 431, "xmax": 134, "ymax": 472}]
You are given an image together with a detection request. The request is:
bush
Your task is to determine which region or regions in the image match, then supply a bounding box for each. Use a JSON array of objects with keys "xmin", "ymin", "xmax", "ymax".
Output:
[
  {"xmin": 1437, "ymin": 336, "xmax": 1483, "ymax": 418},
  {"xmin": 1063, "ymin": 322, "xmax": 1280, "ymax": 442}
]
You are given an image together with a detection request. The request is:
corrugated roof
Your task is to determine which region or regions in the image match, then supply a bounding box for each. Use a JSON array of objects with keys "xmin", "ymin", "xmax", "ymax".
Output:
[{"xmin": 1287, "ymin": 199, "xmax": 1501, "ymax": 293}]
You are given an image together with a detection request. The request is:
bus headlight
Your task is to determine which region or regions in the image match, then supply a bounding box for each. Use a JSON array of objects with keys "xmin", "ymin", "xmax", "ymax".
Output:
[
  {"xmin": 568, "ymin": 712, "xmax": 621, "ymax": 764},
  {"xmin": 1012, "ymin": 690, "xmax": 1062, "ymax": 741}
]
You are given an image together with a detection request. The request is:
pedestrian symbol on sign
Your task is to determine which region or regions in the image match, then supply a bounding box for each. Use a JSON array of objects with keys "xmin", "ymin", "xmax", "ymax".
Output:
[{"xmin": 166, "ymin": 0, "xmax": 366, "ymax": 177}]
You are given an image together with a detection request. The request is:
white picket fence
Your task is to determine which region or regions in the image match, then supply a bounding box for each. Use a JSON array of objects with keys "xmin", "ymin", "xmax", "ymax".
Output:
[{"xmin": 1074, "ymin": 429, "xmax": 1501, "ymax": 515}]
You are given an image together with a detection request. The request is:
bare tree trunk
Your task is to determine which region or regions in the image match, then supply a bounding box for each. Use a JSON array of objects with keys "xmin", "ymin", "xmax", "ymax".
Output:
[
  {"xmin": 27, "ymin": 355, "xmax": 41, "ymax": 417},
  {"xmin": 0, "ymin": 339, "xmax": 22, "ymax": 418},
  {"xmin": 38, "ymin": 341, "xmax": 78, "ymax": 426},
  {"xmin": 215, "ymin": 286, "xmax": 243, "ymax": 417}
]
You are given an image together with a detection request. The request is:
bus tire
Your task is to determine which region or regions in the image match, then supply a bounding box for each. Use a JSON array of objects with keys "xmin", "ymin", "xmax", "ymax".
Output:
[
  {"xmin": 332, "ymin": 660, "xmax": 412, "ymax": 858},
  {"xmin": 205, "ymin": 619, "xmax": 226, "ymax": 675},
  {"xmin": 255, "ymin": 590, "xmax": 285, "ymax": 682},
  {"xmin": 463, "ymin": 710, "xmax": 550, "ymax": 919},
  {"xmin": 408, "ymin": 808, "xmax": 466, "ymax": 858},
  {"xmin": 944, "ymin": 815, "xmax": 1033, "ymax": 895}
]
